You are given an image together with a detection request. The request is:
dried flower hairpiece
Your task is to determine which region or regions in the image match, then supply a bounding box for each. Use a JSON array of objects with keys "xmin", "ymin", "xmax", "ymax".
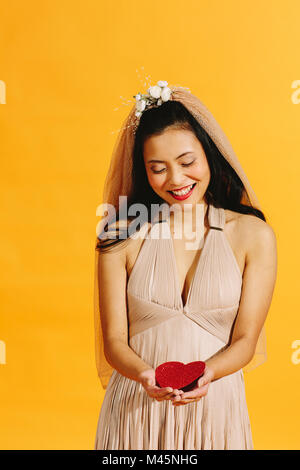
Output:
[
  {"xmin": 133, "ymin": 80, "xmax": 173, "ymax": 117},
  {"xmin": 110, "ymin": 72, "xmax": 190, "ymax": 135}
]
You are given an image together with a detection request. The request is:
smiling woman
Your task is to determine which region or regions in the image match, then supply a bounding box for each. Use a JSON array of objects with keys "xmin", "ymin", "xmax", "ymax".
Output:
[
  {"xmin": 93, "ymin": 83, "xmax": 277, "ymax": 450},
  {"xmin": 143, "ymin": 128, "xmax": 210, "ymax": 204}
]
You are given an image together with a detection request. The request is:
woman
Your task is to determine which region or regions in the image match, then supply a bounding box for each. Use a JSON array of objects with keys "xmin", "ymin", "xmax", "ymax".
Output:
[{"xmin": 93, "ymin": 82, "xmax": 277, "ymax": 450}]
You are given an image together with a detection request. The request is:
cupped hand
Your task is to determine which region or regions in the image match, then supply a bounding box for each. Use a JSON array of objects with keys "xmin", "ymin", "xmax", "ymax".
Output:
[
  {"xmin": 170, "ymin": 365, "xmax": 215, "ymax": 406},
  {"xmin": 138, "ymin": 368, "xmax": 184, "ymax": 402}
]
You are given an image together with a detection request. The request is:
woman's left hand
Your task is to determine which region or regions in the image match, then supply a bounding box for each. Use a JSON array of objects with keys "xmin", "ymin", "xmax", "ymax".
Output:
[{"xmin": 170, "ymin": 365, "xmax": 215, "ymax": 406}]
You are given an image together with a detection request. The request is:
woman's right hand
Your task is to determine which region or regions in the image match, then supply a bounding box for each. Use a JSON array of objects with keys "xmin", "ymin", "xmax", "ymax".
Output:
[{"xmin": 138, "ymin": 368, "xmax": 184, "ymax": 402}]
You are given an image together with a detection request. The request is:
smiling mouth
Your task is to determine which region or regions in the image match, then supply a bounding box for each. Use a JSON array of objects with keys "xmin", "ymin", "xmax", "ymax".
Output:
[
  {"xmin": 168, "ymin": 183, "xmax": 196, "ymax": 196},
  {"xmin": 167, "ymin": 182, "xmax": 197, "ymax": 198}
]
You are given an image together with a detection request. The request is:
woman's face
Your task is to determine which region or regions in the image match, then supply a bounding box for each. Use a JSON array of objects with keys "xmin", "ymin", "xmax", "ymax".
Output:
[{"xmin": 143, "ymin": 127, "xmax": 211, "ymax": 209}]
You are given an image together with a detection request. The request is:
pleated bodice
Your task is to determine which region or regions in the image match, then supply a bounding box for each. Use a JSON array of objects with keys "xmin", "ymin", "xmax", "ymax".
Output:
[{"xmin": 127, "ymin": 203, "xmax": 242, "ymax": 346}]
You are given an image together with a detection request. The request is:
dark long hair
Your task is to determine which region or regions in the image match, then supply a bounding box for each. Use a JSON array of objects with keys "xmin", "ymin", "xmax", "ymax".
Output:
[{"xmin": 96, "ymin": 100, "xmax": 265, "ymax": 251}]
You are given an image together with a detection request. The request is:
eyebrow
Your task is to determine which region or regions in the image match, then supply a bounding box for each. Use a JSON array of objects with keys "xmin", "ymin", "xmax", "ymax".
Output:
[{"xmin": 147, "ymin": 151, "xmax": 193, "ymax": 164}]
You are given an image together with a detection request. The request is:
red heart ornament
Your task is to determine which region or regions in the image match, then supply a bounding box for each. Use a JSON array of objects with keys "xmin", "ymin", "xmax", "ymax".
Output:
[{"xmin": 155, "ymin": 361, "xmax": 206, "ymax": 392}]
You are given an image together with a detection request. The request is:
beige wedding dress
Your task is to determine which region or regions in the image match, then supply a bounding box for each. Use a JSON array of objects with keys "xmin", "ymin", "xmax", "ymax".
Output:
[{"xmin": 94, "ymin": 203, "xmax": 253, "ymax": 450}]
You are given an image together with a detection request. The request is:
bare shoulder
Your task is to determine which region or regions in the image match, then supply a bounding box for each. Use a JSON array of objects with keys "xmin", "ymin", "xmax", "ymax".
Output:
[
  {"xmin": 98, "ymin": 219, "xmax": 152, "ymax": 276},
  {"xmin": 125, "ymin": 221, "xmax": 153, "ymax": 276},
  {"xmin": 97, "ymin": 219, "xmax": 130, "ymax": 256},
  {"xmin": 225, "ymin": 208, "xmax": 277, "ymax": 262}
]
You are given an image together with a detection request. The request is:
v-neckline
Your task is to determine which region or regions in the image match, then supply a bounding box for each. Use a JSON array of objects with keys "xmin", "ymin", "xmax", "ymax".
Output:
[{"xmin": 166, "ymin": 204, "xmax": 212, "ymax": 310}]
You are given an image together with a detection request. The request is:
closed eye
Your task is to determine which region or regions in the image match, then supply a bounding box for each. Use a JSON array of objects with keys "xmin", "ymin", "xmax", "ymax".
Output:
[
  {"xmin": 182, "ymin": 161, "xmax": 194, "ymax": 167},
  {"xmin": 151, "ymin": 160, "xmax": 195, "ymax": 174}
]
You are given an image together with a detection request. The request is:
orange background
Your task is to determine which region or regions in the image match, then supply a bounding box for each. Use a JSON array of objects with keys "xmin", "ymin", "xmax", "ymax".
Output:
[{"xmin": 1, "ymin": 0, "xmax": 300, "ymax": 449}]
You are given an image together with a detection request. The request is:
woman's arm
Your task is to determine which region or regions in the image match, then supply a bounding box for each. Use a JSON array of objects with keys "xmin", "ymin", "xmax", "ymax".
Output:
[
  {"xmin": 204, "ymin": 216, "xmax": 278, "ymax": 381},
  {"xmin": 98, "ymin": 230, "xmax": 185, "ymax": 403},
  {"xmin": 172, "ymin": 215, "xmax": 278, "ymax": 405},
  {"xmin": 97, "ymin": 236, "xmax": 152, "ymax": 384}
]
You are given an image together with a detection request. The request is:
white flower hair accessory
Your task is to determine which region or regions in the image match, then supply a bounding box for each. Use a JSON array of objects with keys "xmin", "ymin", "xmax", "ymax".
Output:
[
  {"xmin": 133, "ymin": 80, "xmax": 173, "ymax": 118},
  {"xmin": 110, "ymin": 68, "xmax": 191, "ymax": 135}
]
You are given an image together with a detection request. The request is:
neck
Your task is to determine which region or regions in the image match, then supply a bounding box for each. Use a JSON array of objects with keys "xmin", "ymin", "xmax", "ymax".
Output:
[{"xmin": 168, "ymin": 200, "xmax": 209, "ymax": 233}]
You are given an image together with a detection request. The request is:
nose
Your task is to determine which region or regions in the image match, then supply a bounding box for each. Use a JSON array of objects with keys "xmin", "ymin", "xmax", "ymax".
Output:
[{"xmin": 168, "ymin": 167, "xmax": 186, "ymax": 188}]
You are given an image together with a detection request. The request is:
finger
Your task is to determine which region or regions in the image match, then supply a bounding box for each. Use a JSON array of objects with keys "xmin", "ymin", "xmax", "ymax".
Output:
[
  {"xmin": 176, "ymin": 389, "xmax": 200, "ymax": 400},
  {"xmin": 171, "ymin": 389, "xmax": 183, "ymax": 397},
  {"xmin": 151, "ymin": 386, "xmax": 172, "ymax": 394},
  {"xmin": 153, "ymin": 388, "xmax": 184, "ymax": 400},
  {"xmin": 197, "ymin": 374, "xmax": 209, "ymax": 388},
  {"xmin": 166, "ymin": 388, "xmax": 184, "ymax": 397},
  {"xmin": 178, "ymin": 384, "xmax": 209, "ymax": 400},
  {"xmin": 172, "ymin": 396, "xmax": 200, "ymax": 403},
  {"xmin": 154, "ymin": 387, "xmax": 183, "ymax": 395},
  {"xmin": 172, "ymin": 398, "xmax": 201, "ymax": 406},
  {"xmin": 171, "ymin": 394, "xmax": 189, "ymax": 403},
  {"xmin": 159, "ymin": 387, "xmax": 174, "ymax": 396},
  {"xmin": 159, "ymin": 392, "xmax": 177, "ymax": 401},
  {"xmin": 153, "ymin": 388, "xmax": 175, "ymax": 399},
  {"xmin": 164, "ymin": 388, "xmax": 184, "ymax": 399}
]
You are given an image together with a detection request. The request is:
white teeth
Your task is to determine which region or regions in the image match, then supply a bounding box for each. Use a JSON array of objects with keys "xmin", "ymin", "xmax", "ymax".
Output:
[{"xmin": 170, "ymin": 184, "xmax": 194, "ymax": 196}]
